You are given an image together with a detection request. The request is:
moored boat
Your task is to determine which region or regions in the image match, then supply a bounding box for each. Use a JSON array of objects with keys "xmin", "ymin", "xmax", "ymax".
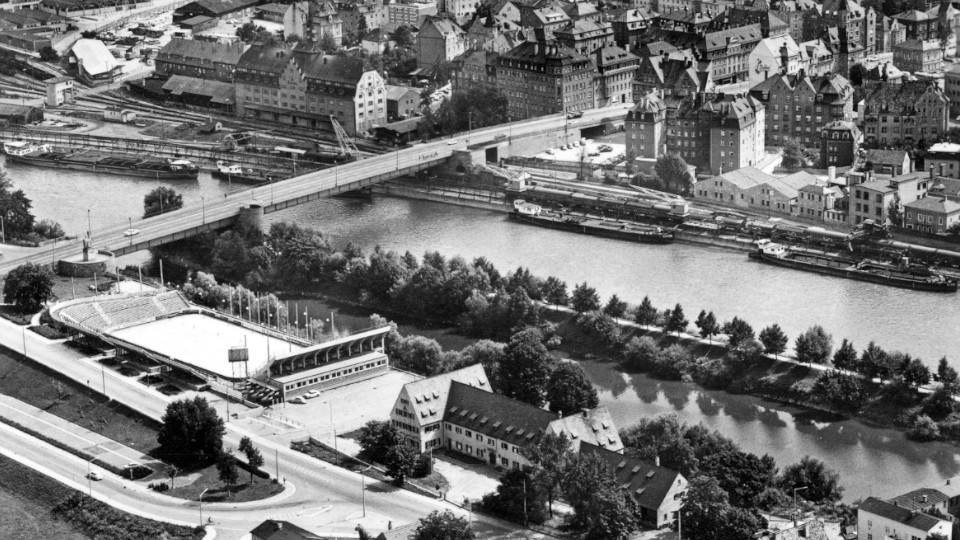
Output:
[
  {"xmin": 212, "ymin": 161, "xmax": 280, "ymax": 185},
  {"xmin": 510, "ymin": 199, "xmax": 674, "ymax": 244},
  {"xmin": 2, "ymin": 141, "xmax": 199, "ymax": 179},
  {"xmin": 748, "ymin": 239, "xmax": 957, "ymax": 292}
]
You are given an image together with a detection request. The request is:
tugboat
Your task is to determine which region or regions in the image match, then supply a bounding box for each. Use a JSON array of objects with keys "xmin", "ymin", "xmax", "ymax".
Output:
[
  {"xmin": 509, "ymin": 199, "xmax": 674, "ymax": 244},
  {"xmin": 749, "ymin": 239, "xmax": 957, "ymax": 292},
  {"xmin": 212, "ymin": 161, "xmax": 279, "ymax": 185},
  {"xmin": 2, "ymin": 141, "xmax": 199, "ymax": 179}
]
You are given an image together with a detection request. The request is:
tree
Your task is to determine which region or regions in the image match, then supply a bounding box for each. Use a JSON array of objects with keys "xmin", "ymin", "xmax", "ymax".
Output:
[
  {"xmin": 394, "ymin": 25, "xmax": 415, "ymax": 48},
  {"xmin": 481, "ymin": 466, "xmax": 549, "ymax": 524},
  {"xmin": 158, "ymin": 397, "xmax": 225, "ymax": 467},
  {"xmin": 633, "ymin": 296, "xmax": 658, "ymax": 329},
  {"xmin": 794, "ymin": 325, "xmax": 833, "ymax": 365},
  {"xmin": 358, "ymin": 420, "xmax": 402, "ymax": 464},
  {"xmin": 238, "ymin": 436, "xmax": 264, "ymax": 483},
  {"xmin": 832, "ymin": 339, "xmax": 858, "ymax": 372},
  {"xmin": 887, "ymin": 197, "xmax": 903, "ymax": 227},
  {"xmin": 901, "ymin": 356, "xmax": 931, "ymax": 388},
  {"xmin": 812, "ymin": 371, "xmax": 868, "ymax": 413},
  {"xmin": 664, "ymin": 303, "xmax": 688, "ymax": 336},
  {"xmin": 584, "ymin": 486, "xmax": 640, "ymax": 540},
  {"xmin": 3, "ymin": 262, "xmax": 55, "ymax": 312},
  {"xmin": 782, "ymin": 136, "xmax": 808, "ymax": 169},
  {"xmin": 654, "ymin": 153, "xmax": 692, "ymax": 194},
  {"xmin": 859, "ymin": 341, "xmax": 892, "ymax": 381},
  {"xmin": 499, "ymin": 328, "xmax": 552, "ymax": 406},
  {"xmin": 216, "ymin": 451, "xmax": 239, "ymax": 495},
  {"xmin": 937, "ymin": 357, "xmax": 959, "ymax": 393},
  {"xmin": 571, "ymin": 282, "xmax": 601, "ymax": 313},
  {"xmin": 778, "ymin": 456, "xmax": 843, "ymax": 504},
  {"xmin": 39, "ymin": 46, "xmax": 59, "ymax": 62},
  {"xmin": 603, "ymin": 294, "xmax": 627, "ymax": 320},
  {"xmin": 0, "ymin": 168, "xmax": 35, "ymax": 238},
  {"xmin": 908, "ymin": 414, "xmax": 941, "ymax": 442},
  {"xmin": 849, "ymin": 63, "xmax": 866, "ymax": 86},
  {"xmin": 385, "ymin": 444, "xmax": 418, "ymax": 485},
  {"xmin": 758, "ymin": 324, "xmax": 788, "ymax": 359},
  {"xmin": 541, "ymin": 276, "xmax": 568, "ymax": 309},
  {"xmin": 521, "ymin": 432, "xmax": 572, "ymax": 517},
  {"xmin": 722, "ymin": 317, "xmax": 755, "ymax": 349},
  {"xmin": 143, "ymin": 186, "xmax": 183, "ymax": 218},
  {"xmin": 546, "ymin": 362, "xmax": 599, "ymax": 415},
  {"xmin": 681, "ymin": 475, "xmax": 762, "ymax": 539},
  {"xmin": 695, "ymin": 310, "xmax": 719, "ymax": 344},
  {"xmin": 32, "ymin": 218, "xmax": 64, "ymax": 240},
  {"xmin": 413, "ymin": 510, "xmax": 474, "ymax": 540},
  {"xmin": 563, "ymin": 451, "xmax": 618, "ymax": 529},
  {"xmin": 319, "ymin": 32, "xmax": 339, "ymax": 52},
  {"xmin": 236, "ymin": 22, "xmax": 277, "ymax": 44}
]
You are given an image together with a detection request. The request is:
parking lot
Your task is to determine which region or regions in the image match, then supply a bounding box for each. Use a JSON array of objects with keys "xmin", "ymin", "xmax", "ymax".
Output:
[
  {"xmin": 271, "ymin": 369, "xmax": 420, "ymax": 434},
  {"xmin": 534, "ymin": 140, "xmax": 627, "ymax": 166}
]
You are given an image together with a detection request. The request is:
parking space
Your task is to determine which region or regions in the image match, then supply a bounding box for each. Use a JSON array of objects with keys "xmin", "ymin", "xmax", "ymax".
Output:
[
  {"xmin": 534, "ymin": 140, "xmax": 626, "ymax": 167},
  {"xmin": 277, "ymin": 369, "xmax": 420, "ymax": 433}
]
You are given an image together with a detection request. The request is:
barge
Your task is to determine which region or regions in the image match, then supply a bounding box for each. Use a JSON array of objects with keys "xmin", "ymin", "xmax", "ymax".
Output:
[
  {"xmin": 749, "ymin": 240, "xmax": 957, "ymax": 292},
  {"xmin": 510, "ymin": 200, "xmax": 674, "ymax": 244},
  {"xmin": 212, "ymin": 161, "xmax": 281, "ymax": 185},
  {"xmin": 2, "ymin": 141, "xmax": 198, "ymax": 180}
]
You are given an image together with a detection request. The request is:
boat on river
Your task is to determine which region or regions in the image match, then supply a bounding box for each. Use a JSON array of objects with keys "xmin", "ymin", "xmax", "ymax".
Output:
[
  {"xmin": 510, "ymin": 199, "xmax": 675, "ymax": 244},
  {"xmin": 212, "ymin": 161, "xmax": 280, "ymax": 185},
  {"xmin": 749, "ymin": 239, "xmax": 958, "ymax": 292},
  {"xmin": 1, "ymin": 141, "xmax": 199, "ymax": 180}
]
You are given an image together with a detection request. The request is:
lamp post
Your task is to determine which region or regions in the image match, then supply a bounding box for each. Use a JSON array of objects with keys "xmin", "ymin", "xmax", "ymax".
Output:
[
  {"xmin": 198, "ymin": 488, "xmax": 210, "ymax": 526},
  {"xmin": 201, "ymin": 196, "xmax": 205, "ymax": 224},
  {"xmin": 793, "ymin": 486, "xmax": 808, "ymax": 519},
  {"xmin": 87, "ymin": 457, "xmax": 94, "ymax": 497},
  {"xmin": 361, "ymin": 465, "xmax": 373, "ymax": 517}
]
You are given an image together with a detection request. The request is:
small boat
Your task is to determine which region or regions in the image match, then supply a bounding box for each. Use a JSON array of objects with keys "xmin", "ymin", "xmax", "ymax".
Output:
[
  {"xmin": 212, "ymin": 161, "xmax": 279, "ymax": 185},
  {"xmin": 748, "ymin": 239, "xmax": 958, "ymax": 292},
  {"xmin": 2, "ymin": 141, "xmax": 199, "ymax": 179},
  {"xmin": 510, "ymin": 199, "xmax": 674, "ymax": 244}
]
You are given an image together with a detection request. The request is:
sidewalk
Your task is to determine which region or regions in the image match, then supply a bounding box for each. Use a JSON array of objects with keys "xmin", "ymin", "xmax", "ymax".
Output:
[{"xmin": 0, "ymin": 393, "xmax": 159, "ymax": 477}]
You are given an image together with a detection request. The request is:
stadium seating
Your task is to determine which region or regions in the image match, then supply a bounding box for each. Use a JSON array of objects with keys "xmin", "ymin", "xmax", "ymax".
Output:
[{"xmin": 54, "ymin": 291, "xmax": 192, "ymax": 333}]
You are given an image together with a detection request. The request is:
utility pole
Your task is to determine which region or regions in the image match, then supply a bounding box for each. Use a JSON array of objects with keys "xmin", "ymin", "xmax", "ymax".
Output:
[{"xmin": 199, "ymin": 488, "xmax": 210, "ymax": 526}]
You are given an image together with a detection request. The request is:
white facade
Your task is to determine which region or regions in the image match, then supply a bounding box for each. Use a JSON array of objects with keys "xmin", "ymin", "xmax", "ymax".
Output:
[{"xmin": 857, "ymin": 508, "xmax": 952, "ymax": 540}]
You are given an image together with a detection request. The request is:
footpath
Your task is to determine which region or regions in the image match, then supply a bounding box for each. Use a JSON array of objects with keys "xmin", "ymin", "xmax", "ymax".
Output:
[{"xmin": 0, "ymin": 394, "xmax": 158, "ymax": 477}]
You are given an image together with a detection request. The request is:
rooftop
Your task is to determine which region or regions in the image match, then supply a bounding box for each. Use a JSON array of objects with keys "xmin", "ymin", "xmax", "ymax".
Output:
[
  {"xmin": 580, "ymin": 442, "xmax": 684, "ymax": 510},
  {"xmin": 858, "ymin": 497, "xmax": 944, "ymax": 532}
]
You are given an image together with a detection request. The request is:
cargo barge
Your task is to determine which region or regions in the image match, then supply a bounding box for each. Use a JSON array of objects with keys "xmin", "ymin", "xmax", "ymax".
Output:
[
  {"xmin": 510, "ymin": 200, "xmax": 674, "ymax": 244},
  {"xmin": 212, "ymin": 161, "xmax": 281, "ymax": 185},
  {"xmin": 748, "ymin": 240, "xmax": 957, "ymax": 292},
  {"xmin": 2, "ymin": 141, "xmax": 199, "ymax": 180}
]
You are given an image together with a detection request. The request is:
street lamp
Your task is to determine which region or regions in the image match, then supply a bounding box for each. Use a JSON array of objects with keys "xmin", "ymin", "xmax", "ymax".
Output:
[
  {"xmin": 361, "ymin": 465, "xmax": 373, "ymax": 517},
  {"xmin": 198, "ymin": 488, "xmax": 210, "ymax": 526},
  {"xmin": 201, "ymin": 196, "xmax": 205, "ymax": 224},
  {"xmin": 793, "ymin": 486, "xmax": 808, "ymax": 519}
]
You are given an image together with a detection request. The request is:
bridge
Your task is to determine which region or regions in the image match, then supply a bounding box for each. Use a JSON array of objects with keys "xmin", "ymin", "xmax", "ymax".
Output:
[{"xmin": 0, "ymin": 104, "xmax": 632, "ymax": 276}]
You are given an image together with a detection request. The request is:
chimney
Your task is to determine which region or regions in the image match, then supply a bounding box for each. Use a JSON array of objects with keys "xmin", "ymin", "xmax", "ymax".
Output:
[
  {"xmin": 828, "ymin": 166, "xmax": 836, "ymax": 184},
  {"xmin": 930, "ymin": 164, "xmax": 935, "ymax": 179},
  {"xmin": 655, "ymin": 455, "xmax": 660, "ymax": 467},
  {"xmin": 922, "ymin": 494, "xmax": 928, "ymax": 503}
]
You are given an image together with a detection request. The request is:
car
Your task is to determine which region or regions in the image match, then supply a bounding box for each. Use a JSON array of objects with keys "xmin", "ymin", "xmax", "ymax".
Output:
[
  {"xmin": 588, "ymin": 151, "xmax": 600, "ymax": 157},
  {"xmin": 304, "ymin": 390, "xmax": 320, "ymax": 399},
  {"xmin": 599, "ymin": 145, "xmax": 613, "ymax": 152},
  {"xmin": 124, "ymin": 228, "xmax": 140, "ymax": 237},
  {"xmin": 446, "ymin": 140, "xmax": 459, "ymax": 145},
  {"xmin": 291, "ymin": 396, "xmax": 307, "ymax": 404},
  {"xmin": 546, "ymin": 148, "xmax": 555, "ymax": 155},
  {"xmin": 88, "ymin": 471, "xmax": 103, "ymax": 481},
  {"xmin": 567, "ymin": 111, "xmax": 584, "ymax": 119},
  {"xmin": 125, "ymin": 462, "xmax": 139, "ymax": 469}
]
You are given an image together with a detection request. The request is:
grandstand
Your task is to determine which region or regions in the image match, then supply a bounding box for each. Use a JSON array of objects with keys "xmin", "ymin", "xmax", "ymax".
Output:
[{"xmin": 50, "ymin": 291, "xmax": 393, "ymax": 404}]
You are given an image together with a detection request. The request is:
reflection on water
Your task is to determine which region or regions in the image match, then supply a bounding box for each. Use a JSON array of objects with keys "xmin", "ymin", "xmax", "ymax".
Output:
[{"xmin": 583, "ymin": 358, "xmax": 960, "ymax": 501}]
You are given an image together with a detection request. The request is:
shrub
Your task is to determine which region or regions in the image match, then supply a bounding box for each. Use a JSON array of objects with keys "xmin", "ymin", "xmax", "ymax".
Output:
[
  {"xmin": 907, "ymin": 414, "xmax": 941, "ymax": 442},
  {"xmin": 623, "ymin": 336, "xmax": 659, "ymax": 371}
]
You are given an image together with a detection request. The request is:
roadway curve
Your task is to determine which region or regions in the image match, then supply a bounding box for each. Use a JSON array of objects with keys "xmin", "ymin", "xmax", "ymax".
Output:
[
  {"xmin": 0, "ymin": 319, "xmax": 550, "ymax": 540},
  {"xmin": 0, "ymin": 105, "xmax": 632, "ymax": 276}
]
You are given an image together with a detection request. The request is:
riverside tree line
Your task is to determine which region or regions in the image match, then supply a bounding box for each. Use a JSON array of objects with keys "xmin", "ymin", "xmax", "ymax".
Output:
[{"xmin": 136, "ymin": 221, "xmax": 876, "ymax": 539}]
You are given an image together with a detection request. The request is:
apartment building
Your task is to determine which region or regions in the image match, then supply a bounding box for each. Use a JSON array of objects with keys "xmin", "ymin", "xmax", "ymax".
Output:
[
  {"xmin": 285, "ymin": 1, "xmax": 343, "ymax": 43},
  {"xmin": 417, "ymin": 17, "xmax": 465, "ymax": 69},
  {"xmin": 748, "ymin": 72, "xmax": 854, "ymax": 148},
  {"xmin": 819, "ymin": 120, "xmax": 862, "ymax": 168},
  {"xmin": 625, "ymin": 92, "xmax": 667, "ymax": 161},
  {"xmin": 496, "ymin": 40, "xmax": 597, "ymax": 120},
  {"xmin": 451, "ymin": 48, "xmax": 498, "ymax": 93},
  {"xmin": 893, "ymin": 9, "xmax": 939, "ymax": 41},
  {"xmin": 234, "ymin": 44, "xmax": 387, "ymax": 136},
  {"xmin": 155, "ymin": 38, "xmax": 248, "ymax": 82},
  {"xmin": 849, "ymin": 170, "xmax": 931, "ymax": 226},
  {"xmin": 893, "ymin": 38, "xmax": 943, "ymax": 74},
  {"xmin": 861, "ymin": 80, "xmax": 949, "ymax": 147},
  {"xmin": 388, "ymin": 1, "xmax": 436, "ymax": 26},
  {"xmin": 664, "ymin": 92, "xmax": 765, "ymax": 176},
  {"xmin": 945, "ymin": 63, "xmax": 960, "ymax": 116},
  {"xmin": 632, "ymin": 51, "xmax": 713, "ymax": 101},
  {"xmin": 610, "ymin": 7, "xmax": 653, "ymax": 49},
  {"xmin": 553, "ymin": 18, "xmax": 615, "ymax": 55},
  {"xmin": 925, "ymin": 143, "xmax": 960, "ymax": 179},
  {"xmin": 857, "ymin": 497, "xmax": 952, "ymax": 540},
  {"xmin": 593, "ymin": 45, "xmax": 639, "ymax": 107},
  {"xmin": 700, "ymin": 23, "xmax": 763, "ymax": 84},
  {"xmin": 803, "ymin": 0, "xmax": 875, "ymax": 55},
  {"xmin": 768, "ymin": 0, "xmax": 817, "ymax": 42}
]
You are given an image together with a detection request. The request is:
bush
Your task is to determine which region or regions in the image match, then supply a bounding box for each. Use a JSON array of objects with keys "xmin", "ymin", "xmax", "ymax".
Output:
[
  {"xmin": 148, "ymin": 482, "xmax": 170, "ymax": 492},
  {"xmin": 907, "ymin": 414, "xmax": 941, "ymax": 442},
  {"xmin": 413, "ymin": 452, "xmax": 432, "ymax": 478},
  {"xmin": 623, "ymin": 336, "xmax": 659, "ymax": 371}
]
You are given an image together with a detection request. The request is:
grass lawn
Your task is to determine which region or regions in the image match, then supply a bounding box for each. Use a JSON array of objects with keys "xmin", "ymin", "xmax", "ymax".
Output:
[
  {"xmin": 0, "ymin": 456, "xmax": 88, "ymax": 540},
  {"xmin": 0, "ymin": 348, "xmax": 161, "ymax": 454},
  {"xmin": 165, "ymin": 463, "xmax": 284, "ymax": 503}
]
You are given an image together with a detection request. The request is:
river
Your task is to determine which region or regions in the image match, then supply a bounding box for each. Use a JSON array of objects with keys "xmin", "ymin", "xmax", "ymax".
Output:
[{"xmin": 6, "ymin": 163, "xmax": 960, "ymax": 501}]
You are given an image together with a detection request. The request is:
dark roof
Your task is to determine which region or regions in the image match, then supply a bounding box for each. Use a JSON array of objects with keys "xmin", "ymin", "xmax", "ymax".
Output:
[
  {"xmin": 250, "ymin": 519, "xmax": 327, "ymax": 540},
  {"xmin": 0, "ymin": 103, "xmax": 39, "ymax": 117},
  {"xmin": 193, "ymin": 0, "xmax": 259, "ymax": 16},
  {"xmin": 580, "ymin": 442, "xmax": 685, "ymax": 511},
  {"xmin": 162, "ymin": 75, "xmax": 235, "ymax": 104},
  {"xmin": 858, "ymin": 497, "xmax": 944, "ymax": 532},
  {"xmin": 888, "ymin": 488, "xmax": 951, "ymax": 512},
  {"xmin": 293, "ymin": 51, "xmax": 366, "ymax": 84},
  {"xmin": 157, "ymin": 37, "xmax": 247, "ymax": 65},
  {"xmin": 499, "ymin": 40, "xmax": 592, "ymax": 66},
  {"xmin": 237, "ymin": 44, "xmax": 292, "ymax": 73},
  {"xmin": 864, "ymin": 149, "xmax": 909, "ymax": 167},
  {"xmin": 703, "ymin": 24, "xmax": 762, "ymax": 51},
  {"xmin": 445, "ymin": 381, "xmax": 558, "ymax": 448}
]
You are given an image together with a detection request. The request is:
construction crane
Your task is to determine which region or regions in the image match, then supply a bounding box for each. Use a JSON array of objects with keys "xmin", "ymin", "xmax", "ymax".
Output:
[{"xmin": 330, "ymin": 115, "xmax": 360, "ymax": 160}]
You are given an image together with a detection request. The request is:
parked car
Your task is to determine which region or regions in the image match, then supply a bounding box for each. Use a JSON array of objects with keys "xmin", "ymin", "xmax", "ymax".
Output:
[
  {"xmin": 124, "ymin": 228, "xmax": 140, "ymax": 237},
  {"xmin": 304, "ymin": 390, "xmax": 320, "ymax": 399},
  {"xmin": 567, "ymin": 111, "xmax": 584, "ymax": 119},
  {"xmin": 291, "ymin": 396, "xmax": 307, "ymax": 404}
]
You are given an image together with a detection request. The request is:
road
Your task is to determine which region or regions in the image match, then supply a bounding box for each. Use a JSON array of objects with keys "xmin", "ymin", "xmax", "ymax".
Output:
[
  {"xmin": 0, "ymin": 318, "xmax": 551, "ymax": 539},
  {"xmin": 0, "ymin": 104, "xmax": 633, "ymax": 277}
]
